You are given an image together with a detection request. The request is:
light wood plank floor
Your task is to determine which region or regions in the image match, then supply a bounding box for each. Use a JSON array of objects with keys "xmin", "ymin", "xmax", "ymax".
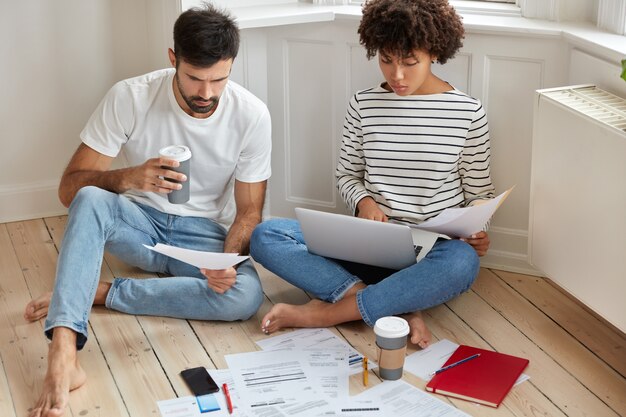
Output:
[{"xmin": 1, "ymin": 216, "xmax": 625, "ymax": 417}]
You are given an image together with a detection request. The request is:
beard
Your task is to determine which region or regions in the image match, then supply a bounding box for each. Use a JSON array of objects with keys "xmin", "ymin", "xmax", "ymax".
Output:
[{"xmin": 175, "ymin": 74, "xmax": 219, "ymax": 114}]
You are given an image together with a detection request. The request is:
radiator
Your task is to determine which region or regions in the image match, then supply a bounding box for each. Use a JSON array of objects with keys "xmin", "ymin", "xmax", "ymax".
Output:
[{"xmin": 529, "ymin": 85, "xmax": 626, "ymax": 333}]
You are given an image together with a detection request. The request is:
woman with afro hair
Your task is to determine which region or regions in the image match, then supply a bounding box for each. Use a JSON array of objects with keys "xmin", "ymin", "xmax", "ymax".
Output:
[{"xmin": 251, "ymin": 0, "xmax": 495, "ymax": 348}]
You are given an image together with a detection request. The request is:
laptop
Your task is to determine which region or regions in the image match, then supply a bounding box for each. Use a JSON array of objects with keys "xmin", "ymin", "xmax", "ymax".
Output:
[{"xmin": 295, "ymin": 207, "xmax": 437, "ymax": 270}]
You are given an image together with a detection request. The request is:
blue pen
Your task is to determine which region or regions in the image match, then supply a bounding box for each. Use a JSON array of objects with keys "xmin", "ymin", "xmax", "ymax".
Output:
[{"xmin": 430, "ymin": 353, "xmax": 481, "ymax": 376}]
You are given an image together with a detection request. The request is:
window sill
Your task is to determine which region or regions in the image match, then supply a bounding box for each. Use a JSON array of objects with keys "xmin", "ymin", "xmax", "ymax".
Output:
[{"xmin": 227, "ymin": 3, "xmax": 625, "ymax": 62}]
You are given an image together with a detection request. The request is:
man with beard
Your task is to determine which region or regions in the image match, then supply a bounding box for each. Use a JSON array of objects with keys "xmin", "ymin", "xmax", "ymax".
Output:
[{"xmin": 24, "ymin": 5, "xmax": 271, "ymax": 416}]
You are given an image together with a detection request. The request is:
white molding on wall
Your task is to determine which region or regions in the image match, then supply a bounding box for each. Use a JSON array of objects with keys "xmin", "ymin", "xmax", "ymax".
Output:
[
  {"xmin": 0, "ymin": 180, "xmax": 66, "ymax": 223},
  {"xmin": 283, "ymin": 38, "xmax": 338, "ymax": 208},
  {"xmin": 482, "ymin": 54, "xmax": 546, "ymax": 111},
  {"xmin": 480, "ymin": 226, "xmax": 543, "ymax": 276},
  {"xmin": 597, "ymin": 0, "xmax": 626, "ymax": 35},
  {"xmin": 240, "ymin": 38, "xmax": 250, "ymax": 90},
  {"xmin": 481, "ymin": 249, "xmax": 543, "ymax": 276}
]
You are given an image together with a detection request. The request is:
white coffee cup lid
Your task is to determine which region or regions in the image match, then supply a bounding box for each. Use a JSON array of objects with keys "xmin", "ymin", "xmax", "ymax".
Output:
[
  {"xmin": 374, "ymin": 316, "xmax": 410, "ymax": 338},
  {"xmin": 159, "ymin": 145, "xmax": 191, "ymax": 161}
]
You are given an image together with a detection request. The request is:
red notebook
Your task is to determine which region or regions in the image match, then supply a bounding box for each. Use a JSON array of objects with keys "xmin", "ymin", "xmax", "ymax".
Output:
[{"xmin": 425, "ymin": 345, "xmax": 529, "ymax": 408}]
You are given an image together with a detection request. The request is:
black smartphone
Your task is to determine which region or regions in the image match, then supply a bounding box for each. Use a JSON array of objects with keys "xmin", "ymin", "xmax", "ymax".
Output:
[{"xmin": 180, "ymin": 366, "xmax": 220, "ymax": 396}]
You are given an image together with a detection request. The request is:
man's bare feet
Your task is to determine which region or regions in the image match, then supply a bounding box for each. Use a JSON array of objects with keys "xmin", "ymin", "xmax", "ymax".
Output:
[
  {"xmin": 261, "ymin": 297, "xmax": 361, "ymax": 334},
  {"xmin": 29, "ymin": 328, "xmax": 86, "ymax": 417},
  {"xmin": 24, "ymin": 282, "xmax": 112, "ymax": 323},
  {"xmin": 403, "ymin": 311, "xmax": 432, "ymax": 349},
  {"xmin": 24, "ymin": 292, "xmax": 53, "ymax": 322}
]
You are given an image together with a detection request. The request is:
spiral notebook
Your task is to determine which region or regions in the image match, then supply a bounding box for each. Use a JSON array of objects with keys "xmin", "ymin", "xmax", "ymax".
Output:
[{"xmin": 425, "ymin": 345, "xmax": 529, "ymax": 408}]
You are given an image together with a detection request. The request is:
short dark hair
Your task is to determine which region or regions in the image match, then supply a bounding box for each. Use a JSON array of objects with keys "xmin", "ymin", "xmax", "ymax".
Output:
[
  {"xmin": 358, "ymin": 0, "xmax": 464, "ymax": 64},
  {"xmin": 173, "ymin": 3, "xmax": 240, "ymax": 67}
]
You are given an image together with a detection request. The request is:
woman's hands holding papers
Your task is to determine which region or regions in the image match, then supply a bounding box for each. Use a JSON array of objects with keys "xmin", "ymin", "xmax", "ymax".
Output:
[
  {"xmin": 201, "ymin": 267, "xmax": 237, "ymax": 294},
  {"xmin": 356, "ymin": 197, "xmax": 388, "ymax": 222},
  {"xmin": 460, "ymin": 231, "xmax": 490, "ymax": 257},
  {"xmin": 459, "ymin": 198, "xmax": 492, "ymax": 256}
]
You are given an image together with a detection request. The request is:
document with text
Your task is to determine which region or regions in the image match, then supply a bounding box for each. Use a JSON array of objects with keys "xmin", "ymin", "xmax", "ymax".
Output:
[
  {"xmin": 143, "ymin": 243, "xmax": 248, "ymax": 270},
  {"xmin": 410, "ymin": 187, "xmax": 513, "ymax": 238}
]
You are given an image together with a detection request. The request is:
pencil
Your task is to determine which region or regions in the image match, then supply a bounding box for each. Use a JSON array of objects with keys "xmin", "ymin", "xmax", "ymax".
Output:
[
  {"xmin": 363, "ymin": 356, "xmax": 368, "ymax": 386},
  {"xmin": 222, "ymin": 383, "xmax": 233, "ymax": 414},
  {"xmin": 429, "ymin": 353, "xmax": 481, "ymax": 376}
]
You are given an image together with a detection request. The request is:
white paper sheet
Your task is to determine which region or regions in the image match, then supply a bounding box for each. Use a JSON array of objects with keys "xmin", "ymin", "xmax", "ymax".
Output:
[
  {"xmin": 404, "ymin": 339, "xmax": 459, "ymax": 380},
  {"xmin": 144, "ymin": 243, "xmax": 248, "ymax": 270},
  {"xmin": 411, "ymin": 187, "xmax": 513, "ymax": 238},
  {"xmin": 352, "ymin": 379, "xmax": 471, "ymax": 417},
  {"xmin": 305, "ymin": 349, "xmax": 350, "ymax": 399},
  {"xmin": 225, "ymin": 349, "xmax": 319, "ymax": 408},
  {"xmin": 334, "ymin": 399, "xmax": 388, "ymax": 416},
  {"xmin": 409, "ymin": 228, "xmax": 439, "ymax": 263},
  {"xmin": 255, "ymin": 328, "xmax": 376, "ymax": 375},
  {"xmin": 157, "ymin": 396, "xmax": 203, "ymax": 417}
]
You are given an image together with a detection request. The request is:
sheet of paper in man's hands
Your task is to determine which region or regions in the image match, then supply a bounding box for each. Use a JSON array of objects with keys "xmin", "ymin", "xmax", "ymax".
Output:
[{"xmin": 143, "ymin": 243, "xmax": 248, "ymax": 270}]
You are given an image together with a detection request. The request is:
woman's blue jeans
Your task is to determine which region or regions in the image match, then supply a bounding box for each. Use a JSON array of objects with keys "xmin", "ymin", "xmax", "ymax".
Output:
[
  {"xmin": 250, "ymin": 218, "xmax": 479, "ymax": 327},
  {"xmin": 44, "ymin": 186, "xmax": 263, "ymax": 349}
]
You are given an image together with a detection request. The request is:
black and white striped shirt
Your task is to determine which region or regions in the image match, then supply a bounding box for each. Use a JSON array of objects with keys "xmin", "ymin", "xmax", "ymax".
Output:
[{"xmin": 336, "ymin": 85, "xmax": 495, "ymax": 225}]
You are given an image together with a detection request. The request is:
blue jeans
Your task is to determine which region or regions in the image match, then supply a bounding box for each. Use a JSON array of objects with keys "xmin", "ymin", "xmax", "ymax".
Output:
[
  {"xmin": 45, "ymin": 186, "xmax": 263, "ymax": 349},
  {"xmin": 250, "ymin": 218, "xmax": 479, "ymax": 327}
]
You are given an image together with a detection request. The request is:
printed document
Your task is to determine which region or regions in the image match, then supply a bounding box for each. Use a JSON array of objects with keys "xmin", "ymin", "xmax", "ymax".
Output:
[
  {"xmin": 143, "ymin": 243, "xmax": 248, "ymax": 269},
  {"xmin": 352, "ymin": 379, "xmax": 471, "ymax": 417},
  {"xmin": 306, "ymin": 348, "xmax": 350, "ymax": 399},
  {"xmin": 225, "ymin": 348, "xmax": 329, "ymax": 411},
  {"xmin": 256, "ymin": 328, "xmax": 376, "ymax": 375},
  {"xmin": 411, "ymin": 187, "xmax": 513, "ymax": 238}
]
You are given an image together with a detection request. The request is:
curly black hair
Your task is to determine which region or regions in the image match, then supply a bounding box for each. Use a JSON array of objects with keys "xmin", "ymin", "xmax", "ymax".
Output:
[{"xmin": 358, "ymin": 0, "xmax": 464, "ymax": 64}]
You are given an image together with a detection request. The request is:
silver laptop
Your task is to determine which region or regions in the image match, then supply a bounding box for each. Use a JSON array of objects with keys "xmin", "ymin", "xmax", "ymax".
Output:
[{"xmin": 295, "ymin": 207, "xmax": 423, "ymax": 270}]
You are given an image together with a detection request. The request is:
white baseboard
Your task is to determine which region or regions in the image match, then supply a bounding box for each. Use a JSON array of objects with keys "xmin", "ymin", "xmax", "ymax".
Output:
[
  {"xmin": 481, "ymin": 226, "xmax": 543, "ymax": 276},
  {"xmin": 0, "ymin": 185, "xmax": 543, "ymax": 278},
  {"xmin": 0, "ymin": 181, "xmax": 67, "ymax": 223}
]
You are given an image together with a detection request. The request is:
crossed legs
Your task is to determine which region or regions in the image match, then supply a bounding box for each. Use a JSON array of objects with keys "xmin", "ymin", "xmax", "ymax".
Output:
[
  {"xmin": 24, "ymin": 187, "xmax": 263, "ymax": 417},
  {"xmin": 259, "ymin": 283, "xmax": 433, "ymax": 348},
  {"xmin": 252, "ymin": 218, "xmax": 479, "ymax": 348}
]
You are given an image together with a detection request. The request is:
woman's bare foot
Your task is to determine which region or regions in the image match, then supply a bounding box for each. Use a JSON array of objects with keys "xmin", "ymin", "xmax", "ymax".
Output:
[
  {"xmin": 261, "ymin": 300, "xmax": 332, "ymax": 334},
  {"xmin": 403, "ymin": 311, "xmax": 432, "ymax": 349},
  {"xmin": 29, "ymin": 328, "xmax": 86, "ymax": 417},
  {"xmin": 261, "ymin": 297, "xmax": 361, "ymax": 334},
  {"xmin": 24, "ymin": 292, "xmax": 53, "ymax": 322}
]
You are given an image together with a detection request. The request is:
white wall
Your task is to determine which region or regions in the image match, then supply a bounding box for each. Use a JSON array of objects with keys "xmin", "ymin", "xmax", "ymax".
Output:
[
  {"xmin": 2, "ymin": 1, "xmax": 624, "ymax": 277},
  {"xmin": 255, "ymin": 20, "xmax": 574, "ymax": 275},
  {"xmin": 0, "ymin": 0, "xmax": 157, "ymax": 221}
]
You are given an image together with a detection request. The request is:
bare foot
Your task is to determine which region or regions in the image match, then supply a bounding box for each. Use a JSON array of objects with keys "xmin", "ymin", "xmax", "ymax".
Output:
[
  {"xmin": 403, "ymin": 311, "xmax": 432, "ymax": 349},
  {"xmin": 29, "ymin": 329, "xmax": 86, "ymax": 417},
  {"xmin": 25, "ymin": 283, "xmax": 112, "ymax": 323},
  {"xmin": 24, "ymin": 292, "xmax": 53, "ymax": 322},
  {"xmin": 261, "ymin": 298, "xmax": 360, "ymax": 334}
]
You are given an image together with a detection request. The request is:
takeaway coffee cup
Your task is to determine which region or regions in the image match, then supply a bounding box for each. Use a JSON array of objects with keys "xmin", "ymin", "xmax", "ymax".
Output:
[
  {"xmin": 159, "ymin": 145, "xmax": 192, "ymax": 204},
  {"xmin": 374, "ymin": 316, "xmax": 410, "ymax": 380}
]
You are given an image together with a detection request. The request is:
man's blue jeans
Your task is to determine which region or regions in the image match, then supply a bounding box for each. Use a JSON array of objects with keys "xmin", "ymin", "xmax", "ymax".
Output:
[
  {"xmin": 45, "ymin": 186, "xmax": 263, "ymax": 349},
  {"xmin": 250, "ymin": 218, "xmax": 479, "ymax": 327}
]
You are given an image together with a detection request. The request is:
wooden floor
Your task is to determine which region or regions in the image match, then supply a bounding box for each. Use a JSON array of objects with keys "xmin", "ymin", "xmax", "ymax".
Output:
[{"xmin": 1, "ymin": 216, "xmax": 625, "ymax": 417}]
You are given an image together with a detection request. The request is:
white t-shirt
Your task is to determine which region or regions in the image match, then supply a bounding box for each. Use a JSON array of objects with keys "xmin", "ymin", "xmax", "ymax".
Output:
[{"xmin": 80, "ymin": 68, "xmax": 272, "ymax": 229}]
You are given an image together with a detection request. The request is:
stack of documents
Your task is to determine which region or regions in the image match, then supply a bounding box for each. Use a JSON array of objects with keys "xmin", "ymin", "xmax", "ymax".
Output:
[{"xmin": 158, "ymin": 330, "xmax": 475, "ymax": 417}]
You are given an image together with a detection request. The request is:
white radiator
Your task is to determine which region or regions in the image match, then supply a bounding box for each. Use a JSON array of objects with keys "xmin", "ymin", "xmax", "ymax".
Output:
[{"xmin": 529, "ymin": 85, "xmax": 626, "ymax": 333}]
